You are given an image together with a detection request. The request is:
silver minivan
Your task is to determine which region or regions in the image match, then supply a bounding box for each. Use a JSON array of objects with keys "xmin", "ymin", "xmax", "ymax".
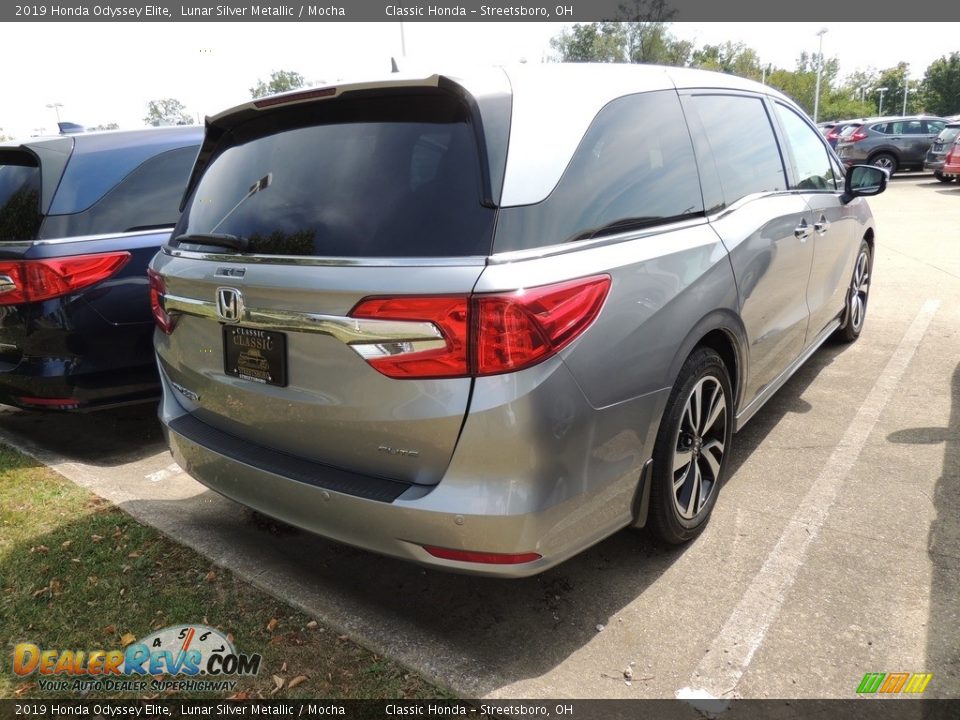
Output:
[{"xmin": 150, "ymin": 64, "xmax": 886, "ymax": 576}]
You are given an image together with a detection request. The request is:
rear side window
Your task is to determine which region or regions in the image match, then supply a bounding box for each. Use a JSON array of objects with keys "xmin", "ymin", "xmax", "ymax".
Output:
[
  {"xmin": 684, "ymin": 94, "xmax": 786, "ymax": 208},
  {"xmin": 174, "ymin": 93, "xmax": 495, "ymax": 258},
  {"xmin": 872, "ymin": 123, "xmax": 892, "ymax": 135},
  {"xmin": 493, "ymin": 90, "xmax": 704, "ymax": 252},
  {"xmin": 40, "ymin": 146, "xmax": 198, "ymax": 239},
  {"xmin": 0, "ymin": 152, "xmax": 43, "ymax": 241}
]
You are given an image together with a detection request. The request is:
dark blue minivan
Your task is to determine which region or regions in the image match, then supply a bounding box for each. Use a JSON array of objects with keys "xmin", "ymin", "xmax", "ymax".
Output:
[{"xmin": 0, "ymin": 127, "xmax": 201, "ymax": 410}]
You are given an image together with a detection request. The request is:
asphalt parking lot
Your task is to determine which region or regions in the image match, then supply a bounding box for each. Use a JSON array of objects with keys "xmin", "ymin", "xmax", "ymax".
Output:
[{"xmin": 4, "ymin": 174, "xmax": 958, "ymax": 699}]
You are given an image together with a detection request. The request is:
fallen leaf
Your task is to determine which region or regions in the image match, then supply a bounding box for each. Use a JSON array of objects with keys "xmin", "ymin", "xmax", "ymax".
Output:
[
  {"xmin": 91, "ymin": 534, "xmax": 104, "ymax": 543},
  {"xmin": 31, "ymin": 545, "xmax": 49, "ymax": 554},
  {"xmin": 119, "ymin": 588, "xmax": 126, "ymax": 597},
  {"xmin": 306, "ymin": 620, "xmax": 318, "ymax": 630},
  {"xmin": 14, "ymin": 682, "xmax": 36, "ymax": 697},
  {"xmin": 227, "ymin": 633, "xmax": 234, "ymax": 644},
  {"xmin": 49, "ymin": 579, "xmax": 63, "ymax": 595},
  {"xmin": 204, "ymin": 570, "xmax": 217, "ymax": 582},
  {"xmin": 288, "ymin": 675, "xmax": 308, "ymax": 689},
  {"xmin": 337, "ymin": 634, "xmax": 349, "ymax": 642},
  {"xmin": 266, "ymin": 618, "xmax": 279, "ymax": 632},
  {"xmin": 61, "ymin": 540, "xmax": 73, "ymax": 550},
  {"xmin": 226, "ymin": 692, "xmax": 249, "ymax": 701},
  {"xmin": 128, "ymin": 552, "xmax": 141, "ymax": 559},
  {"xmin": 270, "ymin": 675, "xmax": 285, "ymax": 695},
  {"xmin": 87, "ymin": 576, "xmax": 99, "ymax": 586},
  {"xmin": 103, "ymin": 624, "xmax": 117, "ymax": 635},
  {"xmin": 280, "ymin": 662, "xmax": 288, "ymax": 673},
  {"xmin": 32, "ymin": 586, "xmax": 49, "ymax": 598},
  {"xmin": 120, "ymin": 633, "xmax": 136, "ymax": 648}
]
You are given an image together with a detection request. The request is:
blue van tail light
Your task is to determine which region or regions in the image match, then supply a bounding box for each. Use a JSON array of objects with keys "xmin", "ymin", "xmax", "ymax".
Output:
[{"xmin": 0, "ymin": 253, "xmax": 130, "ymax": 306}]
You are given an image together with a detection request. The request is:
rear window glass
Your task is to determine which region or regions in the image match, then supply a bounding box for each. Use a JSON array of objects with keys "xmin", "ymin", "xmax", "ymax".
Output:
[
  {"xmin": 174, "ymin": 93, "xmax": 496, "ymax": 258},
  {"xmin": 0, "ymin": 152, "xmax": 43, "ymax": 241},
  {"xmin": 938, "ymin": 126, "xmax": 960, "ymax": 144}
]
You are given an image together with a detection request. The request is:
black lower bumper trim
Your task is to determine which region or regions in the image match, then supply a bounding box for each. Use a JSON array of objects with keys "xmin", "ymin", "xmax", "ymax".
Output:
[{"xmin": 168, "ymin": 414, "xmax": 412, "ymax": 503}]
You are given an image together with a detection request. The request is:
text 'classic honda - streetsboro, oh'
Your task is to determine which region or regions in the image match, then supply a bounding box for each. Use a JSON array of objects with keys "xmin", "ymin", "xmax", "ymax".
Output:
[{"xmin": 149, "ymin": 64, "xmax": 886, "ymax": 576}]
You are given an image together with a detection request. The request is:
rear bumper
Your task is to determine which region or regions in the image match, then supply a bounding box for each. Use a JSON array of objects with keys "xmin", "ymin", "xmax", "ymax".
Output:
[{"xmin": 159, "ymin": 361, "xmax": 665, "ymax": 577}]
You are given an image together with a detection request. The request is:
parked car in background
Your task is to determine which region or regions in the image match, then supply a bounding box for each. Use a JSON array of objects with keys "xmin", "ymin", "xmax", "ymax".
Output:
[
  {"xmin": 151, "ymin": 64, "xmax": 885, "ymax": 576},
  {"xmin": 835, "ymin": 115, "xmax": 947, "ymax": 175},
  {"xmin": 924, "ymin": 122, "xmax": 960, "ymax": 182},
  {"xmin": 941, "ymin": 135, "xmax": 960, "ymax": 181},
  {"xmin": 0, "ymin": 126, "xmax": 201, "ymax": 410},
  {"xmin": 822, "ymin": 119, "xmax": 868, "ymax": 148}
]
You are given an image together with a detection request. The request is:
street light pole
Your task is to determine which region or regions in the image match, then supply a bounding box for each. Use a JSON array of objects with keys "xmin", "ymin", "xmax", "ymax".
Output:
[
  {"xmin": 46, "ymin": 102, "xmax": 63, "ymax": 124},
  {"xmin": 876, "ymin": 87, "xmax": 889, "ymax": 115},
  {"xmin": 813, "ymin": 28, "xmax": 828, "ymax": 123}
]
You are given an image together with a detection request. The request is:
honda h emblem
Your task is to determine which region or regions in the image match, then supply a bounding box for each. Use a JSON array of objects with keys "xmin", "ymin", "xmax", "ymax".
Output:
[{"xmin": 216, "ymin": 287, "xmax": 244, "ymax": 323}]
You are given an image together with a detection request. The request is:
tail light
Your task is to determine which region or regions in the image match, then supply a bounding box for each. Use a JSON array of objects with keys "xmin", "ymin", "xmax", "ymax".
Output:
[
  {"xmin": 148, "ymin": 268, "xmax": 175, "ymax": 334},
  {"xmin": 0, "ymin": 252, "xmax": 130, "ymax": 306},
  {"xmin": 947, "ymin": 144, "xmax": 959, "ymax": 164},
  {"xmin": 848, "ymin": 128, "xmax": 868, "ymax": 142},
  {"xmin": 349, "ymin": 275, "xmax": 611, "ymax": 379}
]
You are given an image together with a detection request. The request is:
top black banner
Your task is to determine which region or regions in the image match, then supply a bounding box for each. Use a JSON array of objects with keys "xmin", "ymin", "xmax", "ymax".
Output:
[{"xmin": 5, "ymin": 0, "xmax": 960, "ymax": 22}]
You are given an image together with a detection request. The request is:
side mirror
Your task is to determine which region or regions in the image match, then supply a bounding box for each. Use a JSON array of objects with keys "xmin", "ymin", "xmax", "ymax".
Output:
[{"xmin": 842, "ymin": 164, "xmax": 888, "ymax": 203}]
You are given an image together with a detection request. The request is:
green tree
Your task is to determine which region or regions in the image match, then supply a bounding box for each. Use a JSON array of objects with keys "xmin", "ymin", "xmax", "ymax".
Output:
[
  {"xmin": 550, "ymin": 23, "xmax": 626, "ymax": 62},
  {"xmin": 143, "ymin": 98, "xmax": 192, "ymax": 127},
  {"xmin": 691, "ymin": 42, "xmax": 763, "ymax": 81},
  {"xmin": 870, "ymin": 63, "xmax": 910, "ymax": 115},
  {"xmin": 250, "ymin": 70, "xmax": 306, "ymax": 99},
  {"xmin": 90, "ymin": 122, "xmax": 119, "ymax": 131},
  {"xmin": 921, "ymin": 53, "xmax": 960, "ymax": 116}
]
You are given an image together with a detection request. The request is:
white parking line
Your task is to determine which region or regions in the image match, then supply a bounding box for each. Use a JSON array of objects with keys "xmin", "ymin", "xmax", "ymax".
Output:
[
  {"xmin": 145, "ymin": 462, "xmax": 183, "ymax": 483},
  {"xmin": 678, "ymin": 298, "xmax": 940, "ymax": 699}
]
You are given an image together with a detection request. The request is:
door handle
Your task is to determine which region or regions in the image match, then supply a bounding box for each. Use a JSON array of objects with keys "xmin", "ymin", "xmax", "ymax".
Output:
[
  {"xmin": 794, "ymin": 219, "xmax": 811, "ymax": 241},
  {"xmin": 814, "ymin": 215, "xmax": 830, "ymax": 235}
]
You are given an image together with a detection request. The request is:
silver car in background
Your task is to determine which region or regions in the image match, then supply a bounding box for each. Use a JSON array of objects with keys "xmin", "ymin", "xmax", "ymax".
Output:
[{"xmin": 150, "ymin": 65, "xmax": 886, "ymax": 576}]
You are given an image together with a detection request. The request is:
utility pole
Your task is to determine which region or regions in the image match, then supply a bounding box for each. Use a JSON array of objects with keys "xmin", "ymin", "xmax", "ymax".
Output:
[{"xmin": 813, "ymin": 28, "xmax": 828, "ymax": 123}]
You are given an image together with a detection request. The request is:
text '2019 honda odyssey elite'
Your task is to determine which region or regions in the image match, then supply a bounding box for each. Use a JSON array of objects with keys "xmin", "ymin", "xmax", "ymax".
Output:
[{"xmin": 150, "ymin": 65, "xmax": 886, "ymax": 577}]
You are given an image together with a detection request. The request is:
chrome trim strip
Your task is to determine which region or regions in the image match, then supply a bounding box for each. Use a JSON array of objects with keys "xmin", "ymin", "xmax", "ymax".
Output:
[
  {"xmin": 162, "ymin": 293, "xmax": 444, "ymax": 345},
  {"xmin": 17, "ymin": 228, "xmax": 174, "ymax": 246},
  {"xmin": 487, "ymin": 216, "xmax": 710, "ymax": 264},
  {"xmin": 734, "ymin": 317, "xmax": 842, "ymax": 432},
  {"xmin": 161, "ymin": 246, "xmax": 487, "ymax": 268}
]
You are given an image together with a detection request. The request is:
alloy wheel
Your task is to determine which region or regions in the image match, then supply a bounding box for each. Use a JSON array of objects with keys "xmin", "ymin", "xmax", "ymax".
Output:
[
  {"xmin": 849, "ymin": 248, "xmax": 870, "ymax": 333},
  {"xmin": 672, "ymin": 376, "xmax": 727, "ymax": 520}
]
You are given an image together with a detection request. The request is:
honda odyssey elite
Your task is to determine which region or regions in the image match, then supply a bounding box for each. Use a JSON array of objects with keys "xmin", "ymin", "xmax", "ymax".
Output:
[{"xmin": 150, "ymin": 64, "xmax": 886, "ymax": 576}]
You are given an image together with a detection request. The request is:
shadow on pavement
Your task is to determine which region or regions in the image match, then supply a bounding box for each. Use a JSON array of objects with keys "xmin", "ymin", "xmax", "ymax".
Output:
[
  {"xmin": 0, "ymin": 402, "xmax": 165, "ymax": 467},
  {"xmin": 889, "ymin": 362, "xmax": 960, "ymax": 696}
]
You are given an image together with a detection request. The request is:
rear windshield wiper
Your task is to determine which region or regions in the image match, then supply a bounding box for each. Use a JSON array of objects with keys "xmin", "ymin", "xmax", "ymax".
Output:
[{"xmin": 173, "ymin": 232, "xmax": 250, "ymax": 252}]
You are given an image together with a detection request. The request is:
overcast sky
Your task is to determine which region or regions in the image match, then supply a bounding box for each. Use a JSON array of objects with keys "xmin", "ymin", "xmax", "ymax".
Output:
[{"xmin": 3, "ymin": 22, "xmax": 956, "ymax": 138}]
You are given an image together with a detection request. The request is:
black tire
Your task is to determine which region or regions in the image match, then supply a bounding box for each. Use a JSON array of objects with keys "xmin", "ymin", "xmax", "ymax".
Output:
[
  {"xmin": 648, "ymin": 347, "xmax": 733, "ymax": 545},
  {"xmin": 934, "ymin": 171, "xmax": 954, "ymax": 183},
  {"xmin": 869, "ymin": 152, "xmax": 898, "ymax": 176},
  {"xmin": 834, "ymin": 240, "xmax": 872, "ymax": 343}
]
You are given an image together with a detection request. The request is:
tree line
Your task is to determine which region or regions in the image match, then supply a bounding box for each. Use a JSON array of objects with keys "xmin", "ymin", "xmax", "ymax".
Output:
[{"xmin": 551, "ymin": 12, "xmax": 959, "ymax": 119}]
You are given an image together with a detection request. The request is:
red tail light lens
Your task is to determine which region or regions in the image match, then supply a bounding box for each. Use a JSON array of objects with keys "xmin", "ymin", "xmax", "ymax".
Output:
[
  {"xmin": 148, "ymin": 268, "xmax": 175, "ymax": 334},
  {"xmin": 349, "ymin": 296, "xmax": 469, "ymax": 378},
  {"xmin": 474, "ymin": 276, "xmax": 611, "ymax": 376},
  {"xmin": 0, "ymin": 252, "xmax": 130, "ymax": 306},
  {"xmin": 349, "ymin": 275, "xmax": 611, "ymax": 379},
  {"xmin": 849, "ymin": 129, "xmax": 868, "ymax": 142}
]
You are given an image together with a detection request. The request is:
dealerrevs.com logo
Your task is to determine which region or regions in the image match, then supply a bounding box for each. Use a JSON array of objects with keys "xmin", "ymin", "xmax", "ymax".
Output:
[
  {"xmin": 857, "ymin": 672, "xmax": 933, "ymax": 695},
  {"xmin": 13, "ymin": 625, "xmax": 261, "ymax": 693}
]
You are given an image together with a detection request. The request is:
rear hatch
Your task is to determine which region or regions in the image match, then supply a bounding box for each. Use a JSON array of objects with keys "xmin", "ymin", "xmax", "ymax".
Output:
[{"xmin": 153, "ymin": 78, "xmax": 508, "ymax": 485}]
